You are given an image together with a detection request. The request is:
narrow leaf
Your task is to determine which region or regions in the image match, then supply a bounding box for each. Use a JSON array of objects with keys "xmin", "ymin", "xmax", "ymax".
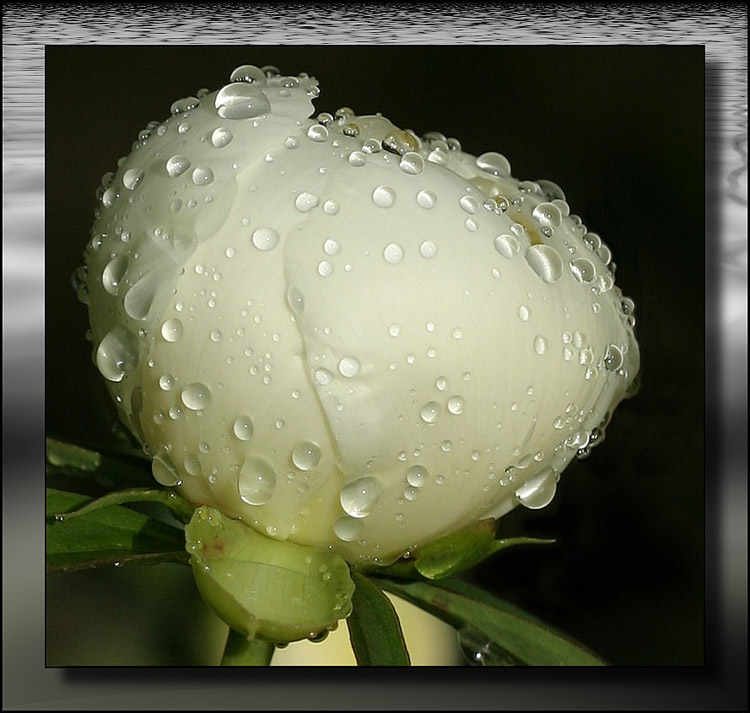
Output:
[
  {"xmin": 347, "ymin": 572, "xmax": 410, "ymax": 666},
  {"xmin": 54, "ymin": 487, "xmax": 194, "ymax": 525},
  {"xmin": 46, "ymin": 437, "xmax": 153, "ymax": 491},
  {"xmin": 221, "ymin": 628, "xmax": 275, "ymax": 666},
  {"xmin": 375, "ymin": 577, "xmax": 605, "ymax": 666},
  {"xmin": 46, "ymin": 488, "xmax": 187, "ymax": 574}
]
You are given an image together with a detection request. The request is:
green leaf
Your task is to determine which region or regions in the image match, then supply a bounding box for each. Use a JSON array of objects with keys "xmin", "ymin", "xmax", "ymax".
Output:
[
  {"xmin": 375, "ymin": 577, "xmax": 605, "ymax": 666},
  {"xmin": 46, "ymin": 437, "xmax": 154, "ymax": 491},
  {"xmin": 46, "ymin": 488, "xmax": 187, "ymax": 573},
  {"xmin": 220, "ymin": 628, "xmax": 275, "ymax": 666},
  {"xmin": 53, "ymin": 487, "xmax": 194, "ymax": 525},
  {"xmin": 347, "ymin": 572, "xmax": 410, "ymax": 666}
]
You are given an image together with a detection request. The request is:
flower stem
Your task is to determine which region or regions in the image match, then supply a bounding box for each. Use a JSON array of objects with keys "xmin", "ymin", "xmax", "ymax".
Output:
[{"xmin": 220, "ymin": 628, "xmax": 275, "ymax": 666}]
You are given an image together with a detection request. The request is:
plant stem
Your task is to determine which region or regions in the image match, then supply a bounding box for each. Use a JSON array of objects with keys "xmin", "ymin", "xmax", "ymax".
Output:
[{"xmin": 220, "ymin": 628, "xmax": 275, "ymax": 666}]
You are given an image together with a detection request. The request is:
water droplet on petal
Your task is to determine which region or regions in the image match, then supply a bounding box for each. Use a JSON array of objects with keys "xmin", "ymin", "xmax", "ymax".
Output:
[
  {"xmin": 152, "ymin": 450, "xmax": 180, "ymax": 486},
  {"xmin": 534, "ymin": 335, "xmax": 548, "ymax": 355},
  {"xmin": 493, "ymin": 234, "xmax": 520, "ymax": 259},
  {"xmin": 233, "ymin": 416, "xmax": 254, "ymax": 441},
  {"xmin": 210, "ymin": 127, "xmax": 234, "ymax": 147},
  {"xmin": 420, "ymin": 401, "xmax": 440, "ymax": 424},
  {"xmin": 334, "ymin": 516, "xmax": 363, "ymax": 542},
  {"xmin": 192, "ymin": 166, "xmax": 214, "ymax": 186},
  {"xmin": 123, "ymin": 273, "xmax": 159, "ymax": 320},
  {"xmin": 95, "ymin": 327, "xmax": 140, "ymax": 382},
  {"xmin": 459, "ymin": 195, "xmax": 480, "ymax": 214},
  {"xmin": 416, "ymin": 189, "xmax": 437, "ymax": 209},
  {"xmin": 569, "ymin": 257, "xmax": 596, "ymax": 283},
  {"xmin": 406, "ymin": 465, "xmax": 429, "ymax": 487},
  {"xmin": 166, "ymin": 155, "xmax": 191, "ymax": 178},
  {"xmin": 419, "ymin": 240, "xmax": 437, "ymax": 258},
  {"xmin": 372, "ymin": 185, "xmax": 396, "ymax": 208},
  {"xmin": 252, "ymin": 227, "xmax": 280, "ymax": 251},
  {"xmin": 317, "ymin": 260, "xmax": 333, "ymax": 277},
  {"xmin": 181, "ymin": 382, "xmax": 211, "ymax": 410},
  {"xmin": 399, "ymin": 152, "xmax": 424, "ymax": 175},
  {"xmin": 447, "ymin": 396, "xmax": 465, "ymax": 415},
  {"xmin": 307, "ymin": 124, "xmax": 329, "ymax": 142},
  {"xmin": 383, "ymin": 243, "xmax": 404, "ymax": 264},
  {"xmin": 532, "ymin": 202, "xmax": 563, "ymax": 228},
  {"xmin": 338, "ymin": 356, "xmax": 361, "ymax": 377},
  {"xmin": 238, "ymin": 456, "xmax": 277, "ymax": 505},
  {"xmin": 340, "ymin": 476, "xmax": 381, "ymax": 518},
  {"xmin": 215, "ymin": 83, "xmax": 270, "ymax": 119},
  {"xmin": 314, "ymin": 368, "xmax": 333, "ymax": 385},
  {"xmin": 159, "ymin": 374, "xmax": 175, "ymax": 391},
  {"xmin": 604, "ymin": 344, "xmax": 624, "ymax": 371},
  {"xmin": 229, "ymin": 64, "xmax": 267, "ymax": 85},
  {"xmin": 515, "ymin": 468, "xmax": 558, "ymax": 509},
  {"xmin": 161, "ymin": 318, "xmax": 183, "ymax": 343},
  {"xmin": 476, "ymin": 151, "xmax": 511, "ymax": 177},
  {"xmin": 292, "ymin": 441, "xmax": 321, "ymax": 471},
  {"xmin": 122, "ymin": 168, "xmax": 144, "ymax": 191},
  {"xmin": 295, "ymin": 192, "xmax": 319, "ymax": 212},
  {"xmin": 524, "ymin": 244, "xmax": 564, "ymax": 283},
  {"xmin": 101, "ymin": 255, "xmax": 128, "ymax": 295}
]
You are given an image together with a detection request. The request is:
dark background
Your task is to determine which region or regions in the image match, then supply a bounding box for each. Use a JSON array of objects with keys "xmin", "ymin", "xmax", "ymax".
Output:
[{"xmin": 46, "ymin": 45, "xmax": 705, "ymax": 666}]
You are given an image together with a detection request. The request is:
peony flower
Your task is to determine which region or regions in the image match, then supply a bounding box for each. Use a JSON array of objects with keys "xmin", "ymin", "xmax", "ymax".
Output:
[{"xmin": 80, "ymin": 64, "xmax": 639, "ymax": 641}]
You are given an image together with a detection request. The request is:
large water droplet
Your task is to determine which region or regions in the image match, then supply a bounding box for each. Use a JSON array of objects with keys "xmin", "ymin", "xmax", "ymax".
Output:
[
  {"xmin": 161, "ymin": 318, "xmax": 183, "ymax": 343},
  {"xmin": 210, "ymin": 127, "xmax": 234, "ymax": 148},
  {"xmin": 291, "ymin": 441, "xmax": 321, "ymax": 471},
  {"xmin": 447, "ymin": 396, "xmax": 465, "ymax": 415},
  {"xmin": 383, "ymin": 243, "xmax": 404, "ymax": 264},
  {"xmin": 215, "ymin": 83, "xmax": 270, "ymax": 119},
  {"xmin": 419, "ymin": 240, "xmax": 437, "ymax": 258},
  {"xmin": 166, "ymin": 155, "xmax": 191, "ymax": 178},
  {"xmin": 532, "ymin": 202, "xmax": 563, "ymax": 228},
  {"xmin": 238, "ymin": 456, "xmax": 277, "ymax": 505},
  {"xmin": 416, "ymin": 189, "xmax": 437, "ymax": 209},
  {"xmin": 569, "ymin": 257, "xmax": 596, "ymax": 283},
  {"xmin": 307, "ymin": 124, "xmax": 329, "ymax": 142},
  {"xmin": 372, "ymin": 185, "xmax": 396, "ymax": 208},
  {"xmin": 399, "ymin": 152, "xmax": 424, "ymax": 175},
  {"xmin": 252, "ymin": 227, "xmax": 280, "ymax": 251},
  {"xmin": 230, "ymin": 64, "xmax": 267, "ymax": 85},
  {"xmin": 233, "ymin": 416, "xmax": 254, "ymax": 441},
  {"xmin": 493, "ymin": 234, "xmax": 520, "ymax": 259},
  {"xmin": 604, "ymin": 344, "xmax": 624, "ymax": 371},
  {"xmin": 159, "ymin": 373, "xmax": 175, "ymax": 391},
  {"xmin": 524, "ymin": 244, "xmax": 563, "ymax": 283},
  {"xmin": 420, "ymin": 401, "xmax": 440, "ymax": 424},
  {"xmin": 122, "ymin": 168, "xmax": 144, "ymax": 191},
  {"xmin": 334, "ymin": 516, "xmax": 363, "ymax": 542},
  {"xmin": 95, "ymin": 327, "xmax": 140, "ymax": 382},
  {"xmin": 459, "ymin": 195, "xmax": 480, "ymax": 214},
  {"xmin": 340, "ymin": 476, "xmax": 381, "ymax": 518},
  {"xmin": 475, "ymin": 151, "xmax": 511, "ymax": 177},
  {"xmin": 295, "ymin": 192, "xmax": 319, "ymax": 212},
  {"xmin": 192, "ymin": 167, "xmax": 214, "ymax": 186},
  {"xmin": 515, "ymin": 468, "xmax": 558, "ymax": 509},
  {"xmin": 152, "ymin": 450, "xmax": 180, "ymax": 486},
  {"xmin": 338, "ymin": 356, "xmax": 361, "ymax": 377},
  {"xmin": 534, "ymin": 335, "xmax": 548, "ymax": 355},
  {"xmin": 181, "ymin": 382, "xmax": 211, "ymax": 410},
  {"xmin": 124, "ymin": 277, "xmax": 161, "ymax": 324},
  {"xmin": 406, "ymin": 465, "xmax": 428, "ymax": 487},
  {"xmin": 101, "ymin": 255, "xmax": 128, "ymax": 295}
]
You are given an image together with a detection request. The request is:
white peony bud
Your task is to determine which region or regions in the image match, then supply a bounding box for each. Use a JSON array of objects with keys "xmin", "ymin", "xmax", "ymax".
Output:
[{"xmin": 83, "ymin": 65, "xmax": 639, "ymax": 567}]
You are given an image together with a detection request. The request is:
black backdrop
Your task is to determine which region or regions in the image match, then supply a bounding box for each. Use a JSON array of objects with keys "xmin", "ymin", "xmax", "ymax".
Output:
[{"xmin": 45, "ymin": 45, "xmax": 705, "ymax": 665}]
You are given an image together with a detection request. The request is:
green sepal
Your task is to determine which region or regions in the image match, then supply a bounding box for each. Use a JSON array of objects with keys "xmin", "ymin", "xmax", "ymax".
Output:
[
  {"xmin": 185, "ymin": 506, "xmax": 355, "ymax": 645},
  {"xmin": 347, "ymin": 572, "xmax": 410, "ymax": 666},
  {"xmin": 371, "ymin": 519, "xmax": 555, "ymax": 580},
  {"xmin": 46, "ymin": 488, "xmax": 187, "ymax": 573},
  {"xmin": 375, "ymin": 576, "xmax": 606, "ymax": 666}
]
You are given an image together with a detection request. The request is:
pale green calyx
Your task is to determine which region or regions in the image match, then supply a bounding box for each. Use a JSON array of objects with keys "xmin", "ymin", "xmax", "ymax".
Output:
[{"xmin": 185, "ymin": 506, "xmax": 355, "ymax": 643}]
